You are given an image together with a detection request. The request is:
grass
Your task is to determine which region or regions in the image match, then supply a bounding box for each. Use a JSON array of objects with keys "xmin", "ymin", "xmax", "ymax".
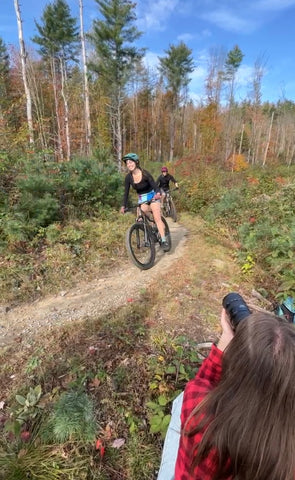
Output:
[
  {"xmin": 0, "ymin": 213, "xmax": 131, "ymax": 305},
  {"xmin": 1, "ymin": 212, "xmax": 228, "ymax": 479},
  {"xmin": 0, "ymin": 208, "xmax": 273, "ymax": 479}
]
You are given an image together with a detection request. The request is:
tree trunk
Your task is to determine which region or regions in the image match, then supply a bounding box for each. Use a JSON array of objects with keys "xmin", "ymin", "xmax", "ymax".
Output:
[
  {"xmin": 51, "ymin": 58, "xmax": 64, "ymax": 160},
  {"xmin": 60, "ymin": 57, "xmax": 71, "ymax": 161},
  {"xmin": 169, "ymin": 108, "xmax": 175, "ymax": 162},
  {"xmin": 14, "ymin": 0, "xmax": 34, "ymax": 145},
  {"xmin": 193, "ymin": 122, "xmax": 197, "ymax": 152},
  {"xmin": 262, "ymin": 111, "xmax": 274, "ymax": 166},
  {"xmin": 26, "ymin": 58, "xmax": 48, "ymax": 152},
  {"xmin": 287, "ymin": 144, "xmax": 295, "ymax": 166},
  {"xmin": 79, "ymin": 0, "xmax": 91, "ymax": 156},
  {"xmin": 238, "ymin": 123, "xmax": 244, "ymax": 154},
  {"xmin": 117, "ymin": 98, "xmax": 122, "ymax": 170}
]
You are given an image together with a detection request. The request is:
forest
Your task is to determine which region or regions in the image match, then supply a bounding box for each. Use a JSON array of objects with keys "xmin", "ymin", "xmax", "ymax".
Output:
[
  {"xmin": 1, "ymin": 0, "xmax": 294, "ymax": 303},
  {"xmin": 1, "ymin": 0, "xmax": 295, "ymax": 168},
  {"xmin": 1, "ymin": 1, "xmax": 295, "ymax": 479}
]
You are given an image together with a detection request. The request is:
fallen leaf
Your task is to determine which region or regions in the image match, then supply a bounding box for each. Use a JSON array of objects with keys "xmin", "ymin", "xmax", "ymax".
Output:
[
  {"xmin": 88, "ymin": 346, "xmax": 97, "ymax": 354},
  {"xmin": 112, "ymin": 438, "xmax": 125, "ymax": 449},
  {"xmin": 104, "ymin": 422, "xmax": 113, "ymax": 440},
  {"xmin": 95, "ymin": 439, "xmax": 103, "ymax": 450},
  {"xmin": 95, "ymin": 439, "xmax": 105, "ymax": 458},
  {"xmin": 89, "ymin": 377, "xmax": 100, "ymax": 388}
]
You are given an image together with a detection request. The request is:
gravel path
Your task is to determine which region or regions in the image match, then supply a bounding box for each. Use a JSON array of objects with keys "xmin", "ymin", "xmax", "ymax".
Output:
[{"xmin": 0, "ymin": 220, "xmax": 187, "ymax": 347}]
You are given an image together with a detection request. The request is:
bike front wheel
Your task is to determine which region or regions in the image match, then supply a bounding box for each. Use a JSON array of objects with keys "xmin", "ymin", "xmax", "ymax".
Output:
[
  {"xmin": 162, "ymin": 198, "xmax": 170, "ymax": 218},
  {"xmin": 126, "ymin": 223, "xmax": 156, "ymax": 270},
  {"xmin": 169, "ymin": 198, "xmax": 177, "ymax": 222}
]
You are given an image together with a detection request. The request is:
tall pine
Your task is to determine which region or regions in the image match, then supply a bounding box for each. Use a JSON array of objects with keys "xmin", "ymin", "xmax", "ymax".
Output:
[
  {"xmin": 0, "ymin": 37, "xmax": 9, "ymax": 118},
  {"xmin": 158, "ymin": 42, "xmax": 195, "ymax": 161},
  {"xmin": 89, "ymin": 0, "xmax": 144, "ymax": 168}
]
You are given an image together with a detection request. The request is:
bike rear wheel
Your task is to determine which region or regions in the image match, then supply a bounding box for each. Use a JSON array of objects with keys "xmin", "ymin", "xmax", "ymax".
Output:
[
  {"xmin": 161, "ymin": 216, "xmax": 172, "ymax": 252},
  {"xmin": 126, "ymin": 223, "xmax": 156, "ymax": 270},
  {"xmin": 169, "ymin": 198, "xmax": 177, "ymax": 222}
]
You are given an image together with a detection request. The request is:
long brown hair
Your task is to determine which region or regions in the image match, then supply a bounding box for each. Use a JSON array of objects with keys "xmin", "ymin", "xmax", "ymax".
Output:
[{"xmin": 186, "ymin": 313, "xmax": 295, "ymax": 480}]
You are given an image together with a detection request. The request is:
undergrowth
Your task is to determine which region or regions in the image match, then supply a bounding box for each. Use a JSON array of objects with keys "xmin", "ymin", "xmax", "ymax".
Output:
[
  {"xmin": 1, "ymin": 157, "xmax": 295, "ymax": 478},
  {"xmin": 0, "ymin": 294, "xmax": 205, "ymax": 480}
]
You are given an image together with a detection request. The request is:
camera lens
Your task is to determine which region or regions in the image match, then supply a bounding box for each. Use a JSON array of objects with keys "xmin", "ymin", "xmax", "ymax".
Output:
[{"xmin": 222, "ymin": 292, "xmax": 251, "ymax": 328}]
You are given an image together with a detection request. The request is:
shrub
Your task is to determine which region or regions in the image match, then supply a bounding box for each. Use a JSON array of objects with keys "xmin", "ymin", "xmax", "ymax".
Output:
[{"xmin": 0, "ymin": 151, "xmax": 123, "ymax": 250}]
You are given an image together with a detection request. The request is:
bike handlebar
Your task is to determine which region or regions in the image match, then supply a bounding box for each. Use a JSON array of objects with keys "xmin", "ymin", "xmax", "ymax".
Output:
[{"xmin": 165, "ymin": 187, "xmax": 179, "ymax": 193}]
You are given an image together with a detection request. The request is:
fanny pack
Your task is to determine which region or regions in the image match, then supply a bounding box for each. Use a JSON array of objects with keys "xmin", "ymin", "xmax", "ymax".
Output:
[{"xmin": 138, "ymin": 190, "xmax": 155, "ymax": 204}]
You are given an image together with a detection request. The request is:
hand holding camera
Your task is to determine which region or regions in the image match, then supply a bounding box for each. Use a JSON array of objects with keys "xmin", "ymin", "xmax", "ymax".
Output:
[
  {"xmin": 217, "ymin": 293, "xmax": 251, "ymax": 351},
  {"xmin": 222, "ymin": 292, "xmax": 251, "ymax": 329}
]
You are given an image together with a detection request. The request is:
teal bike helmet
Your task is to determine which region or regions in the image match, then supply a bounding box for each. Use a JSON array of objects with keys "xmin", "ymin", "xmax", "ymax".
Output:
[{"xmin": 122, "ymin": 153, "xmax": 139, "ymax": 165}]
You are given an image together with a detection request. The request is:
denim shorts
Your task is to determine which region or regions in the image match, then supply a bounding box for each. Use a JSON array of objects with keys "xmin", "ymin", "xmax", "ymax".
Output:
[{"xmin": 138, "ymin": 190, "xmax": 155, "ymax": 204}]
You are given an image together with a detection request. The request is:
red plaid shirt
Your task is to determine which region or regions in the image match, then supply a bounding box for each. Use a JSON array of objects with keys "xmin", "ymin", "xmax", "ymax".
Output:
[{"xmin": 174, "ymin": 344, "xmax": 226, "ymax": 480}]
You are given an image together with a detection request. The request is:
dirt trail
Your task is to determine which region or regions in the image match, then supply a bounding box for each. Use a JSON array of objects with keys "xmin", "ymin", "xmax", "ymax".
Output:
[{"xmin": 0, "ymin": 220, "xmax": 187, "ymax": 347}]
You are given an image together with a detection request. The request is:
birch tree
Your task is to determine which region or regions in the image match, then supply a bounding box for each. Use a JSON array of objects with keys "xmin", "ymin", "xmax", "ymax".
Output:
[
  {"xmin": 248, "ymin": 55, "xmax": 267, "ymax": 164},
  {"xmin": 79, "ymin": 0, "xmax": 91, "ymax": 156},
  {"xmin": 14, "ymin": 0, "xmax": 34, "ymax": 145},
  {"xmin": 205, "ymin": 47, "xmax": 226, "ymax": 108}
]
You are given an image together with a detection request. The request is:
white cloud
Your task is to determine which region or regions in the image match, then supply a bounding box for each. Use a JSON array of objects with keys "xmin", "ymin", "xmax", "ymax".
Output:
[
  {"xmin": 255, "ymin": 0, "xmax": 295, "ymax": 11},
  {"xmin": 137, "ymin": 0, "xmax": 180, "ymax": 31},
  {"xmin": 143, "ymin": 51, "xmax": 160, "ymax": 69},
  {"xmin": 177, "ymin": 29, "xmax": 212, "ymax": 43},
  {"xmin": 200, "ymin": 8, "xmax": 258, "ymax": 33},
  {"xmin": 236, "ymin": 64, "xmax": 254, "ymax": 87},
  {"xmin": 201, "ymin": 29, "xmax": 213, "ymax": 38},
  {"xmin": 188, "ymin": 65, "xmax": 207, "ymax": 101},
  {"xmin": 177, "ymin": 33, "xmax": 195, "ymax": 43}
]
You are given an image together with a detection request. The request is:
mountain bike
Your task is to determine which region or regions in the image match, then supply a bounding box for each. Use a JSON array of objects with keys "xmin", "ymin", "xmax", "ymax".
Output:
[
  {"xmin": 125, "ymin": 205, "xmax": 171, "ymax": 270},
  {"xmin": 162, "ymin": 189, "xmax": 178, "ymax": 222}
]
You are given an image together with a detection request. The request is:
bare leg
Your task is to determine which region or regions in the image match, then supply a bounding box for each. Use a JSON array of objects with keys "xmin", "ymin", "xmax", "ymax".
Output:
[
  {"xmin": 140, "ymin": 202, "xmax": 165, "ymax": 238},
  {"xmin": 150, "ymin": 201, "xmax": 166, "ymax": 238}
]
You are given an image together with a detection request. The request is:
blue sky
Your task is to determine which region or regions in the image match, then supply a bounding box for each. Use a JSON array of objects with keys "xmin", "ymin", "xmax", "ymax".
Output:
[{"xmin": 1, "ymin": 0, "xmax": 295, "ymax": 104}]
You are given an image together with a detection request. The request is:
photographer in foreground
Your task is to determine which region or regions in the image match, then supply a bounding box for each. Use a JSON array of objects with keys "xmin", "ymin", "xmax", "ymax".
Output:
[{"xmin": 174, "ymin": 303, "xmax": 295, "ymax": 480}]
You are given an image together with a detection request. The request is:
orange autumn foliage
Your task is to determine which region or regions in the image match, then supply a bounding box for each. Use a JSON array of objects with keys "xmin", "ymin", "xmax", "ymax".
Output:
[{"xmin": 225, "ymin": 153, "xmax": 249, "ymax": 172}]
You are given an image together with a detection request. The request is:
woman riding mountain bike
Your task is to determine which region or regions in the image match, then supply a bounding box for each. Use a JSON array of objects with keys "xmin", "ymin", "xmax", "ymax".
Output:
[
  {"xmin": 120, "ymin": 153, "xmax": 170, "ymax": 252},
  {"xmin": 156, "ymin": 166, "xmax": 179, "ymax": 202}
]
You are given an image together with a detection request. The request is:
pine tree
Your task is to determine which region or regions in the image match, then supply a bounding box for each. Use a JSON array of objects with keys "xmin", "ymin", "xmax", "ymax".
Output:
[
  {"xmin": 0, "ymin": 37, "xmax": 10, "ymax": 117},
  {"xmin": 158, "ymin": 42, "xmax": 195, "ymax": 161},
  {"xmin": 32, "ymin": 0, "xmax": 79, "ymax": 160},
  {"xmin": 89, "ymin": 0, "xmax": 144, "ymax": 168},
  {"xmin": 224, "ymin": 45, "xmax": 244, "ymax": 106}
]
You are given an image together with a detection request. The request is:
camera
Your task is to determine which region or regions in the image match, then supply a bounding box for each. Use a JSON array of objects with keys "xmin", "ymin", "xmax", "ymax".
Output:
[{"xmin": 222, "ymin": 292, "xmax": 251, "ymax": 329}]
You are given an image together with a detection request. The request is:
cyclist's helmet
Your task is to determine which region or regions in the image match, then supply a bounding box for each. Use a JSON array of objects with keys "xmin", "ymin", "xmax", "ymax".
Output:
[
  {"xmin": 122, "ymin": 153, "xmax": 139, "ymax": 165},
  {"xmin": 161, "ymin": 166, "xmax": 168, "ymax": 172}
]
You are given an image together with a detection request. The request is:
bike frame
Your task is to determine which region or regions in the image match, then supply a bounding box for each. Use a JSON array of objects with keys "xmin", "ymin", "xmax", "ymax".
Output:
[{"xmin": 136, "ymin": 205, "xmax": 160, "ymax": 244}]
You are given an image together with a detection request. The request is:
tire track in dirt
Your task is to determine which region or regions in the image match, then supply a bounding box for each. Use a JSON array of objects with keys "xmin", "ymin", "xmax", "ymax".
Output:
[{"xmin": 0, "ymin": 220, "xmax": 187, "ymax": 347}]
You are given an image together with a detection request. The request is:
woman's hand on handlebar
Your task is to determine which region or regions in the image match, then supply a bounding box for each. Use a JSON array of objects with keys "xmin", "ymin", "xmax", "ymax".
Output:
[{"xmin": 153, "ymin": 192, "xmax": 161, "ymax": 200}]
